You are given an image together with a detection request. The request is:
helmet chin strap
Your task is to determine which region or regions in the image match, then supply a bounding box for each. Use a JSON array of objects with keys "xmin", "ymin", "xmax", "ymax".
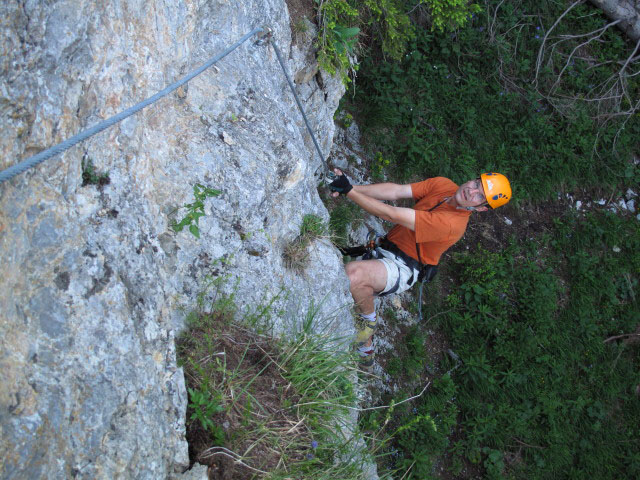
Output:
[{"xmin": 460, "ymin": 201, "xmax": 489, "ymax": 211}]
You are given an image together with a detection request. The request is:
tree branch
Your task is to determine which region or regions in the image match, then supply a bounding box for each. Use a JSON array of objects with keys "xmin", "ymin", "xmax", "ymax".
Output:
[
  {"xmin": 604, "ymin": 332, "xmax": 640, "ymax": 343},
  {"xmin": 535, "ymin": 0, "xmax": 586, "ymax": 87}
]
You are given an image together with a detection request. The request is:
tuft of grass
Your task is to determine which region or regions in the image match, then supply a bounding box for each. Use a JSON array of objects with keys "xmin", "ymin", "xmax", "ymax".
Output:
[
  {"xmin": 301, "ymin": 213, "xmax": 328, "ymax": 238},
  {"xmin": 293, "ymin": 17, "xmax": 311, "ymax": 38},
  {"xmin": 177, "ymin": 281, "xmax": 372, "ymax": 479},
  {"xmin": 283, "ymin": 214, "xmax": 330, "ymax": 272},
  {"xmin": 328, "ymin": 202, "xmax": 363, "ymax": 248}
]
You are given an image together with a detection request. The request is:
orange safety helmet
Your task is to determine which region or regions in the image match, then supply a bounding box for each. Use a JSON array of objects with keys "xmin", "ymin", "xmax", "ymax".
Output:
[{"xmin": 480, "ymin": 172, "xmax": 511, "ymax": 209}]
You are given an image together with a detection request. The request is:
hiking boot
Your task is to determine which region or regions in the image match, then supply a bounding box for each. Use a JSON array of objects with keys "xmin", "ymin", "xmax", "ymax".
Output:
[
  {"xmin": 354, "ymin": 314, "xmax": 377, "ymax": 371},
  {"xmin": 357, "ymin": 343, "xmax": 375, "ymax": 371},
  {"xmin": 354, "ymin": 315, "xmax": 376, "ymax": 346}
]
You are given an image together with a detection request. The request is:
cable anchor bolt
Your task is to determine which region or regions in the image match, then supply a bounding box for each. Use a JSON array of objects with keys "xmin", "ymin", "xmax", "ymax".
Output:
[{"xmin": 254, "ymin": 26, "xmax": 273, "ymax": 46}]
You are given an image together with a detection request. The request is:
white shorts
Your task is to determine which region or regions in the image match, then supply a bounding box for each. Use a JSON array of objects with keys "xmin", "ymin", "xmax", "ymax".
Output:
[{"xmin": 375, "ymin": 247, "xmax": 420, "ymax": 296}]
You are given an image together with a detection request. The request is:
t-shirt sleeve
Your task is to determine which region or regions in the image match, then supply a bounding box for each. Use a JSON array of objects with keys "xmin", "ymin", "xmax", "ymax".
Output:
[
  {"xmin": 414, "ymin": 211, "xmax": 452, "ymax": 243},
  {"xmin": 410, "ymin": 178, "xmax": 436, "ymax": 200}
]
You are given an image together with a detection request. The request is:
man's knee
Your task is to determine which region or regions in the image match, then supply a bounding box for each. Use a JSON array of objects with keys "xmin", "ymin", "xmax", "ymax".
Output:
[{"xmin": 345, "ymin": 261, "xmax": 366, "ymax": 288}]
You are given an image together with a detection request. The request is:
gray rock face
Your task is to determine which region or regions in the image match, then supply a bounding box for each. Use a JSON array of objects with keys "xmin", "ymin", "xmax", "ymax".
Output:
[{"xmin": 0, "ymin": 1, "xmax": 352, "ymax": 478}]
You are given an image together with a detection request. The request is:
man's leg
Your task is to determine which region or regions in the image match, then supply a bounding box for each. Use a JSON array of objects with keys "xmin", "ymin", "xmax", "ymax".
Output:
[{"xmin": 345, "ymin": 259, "xmax": 388, "ymax": 349}]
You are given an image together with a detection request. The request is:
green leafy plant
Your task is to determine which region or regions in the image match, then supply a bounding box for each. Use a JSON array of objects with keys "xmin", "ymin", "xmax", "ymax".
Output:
[
  {"xmin": 371, "ymin": 151, "xmax": 390, "ymax": 181},
  {"xmin": 170, "ymin": 184, "xmax": 221, "ymax": 239},
  {"xmin": 315, "ymin": 0, "xmax": 360, "ymax": 82},
  {"xmin": 403, "ymin": 325, "xmax": 428, "ymax": 375},
  {"xmin": 331, "ymin": 24, "xmax": 360, "ymax": 54},
  {"xmin": 422, "ymin": 0, "xmax": 482, "ymax": 32},
  {"xmin": 314, "ymin": 0, "xmax": 417, "ymax": 81},
  {"xmin": 81, "ymin": 157, "xmax": 110, "ymax": 186},
  {"xmin": 188, "ymin": 386, "xmax": 225, "ymax": 444},
  {"xmin": 335, "ymin": 110, "xmax": 354, "ymax": 129},
  {"xmin": 360, "ymin": 0, "xmax": 414, "ymax": 60}
]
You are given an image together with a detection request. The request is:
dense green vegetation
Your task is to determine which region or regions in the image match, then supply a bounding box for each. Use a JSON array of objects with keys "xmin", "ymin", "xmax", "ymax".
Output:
[
  {"xmin": 361, "ymin": 212, "xmax": 640, "ymax": 479},
  {"xmin": 326, "ymin": 0, "xmax": 640, "ymax": 478},
  {"xmin": 345, "ymin": 1, "xmax": 639, "ymax": 200}
]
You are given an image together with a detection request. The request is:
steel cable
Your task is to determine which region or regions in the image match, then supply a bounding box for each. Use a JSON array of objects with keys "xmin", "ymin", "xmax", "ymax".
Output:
[{"xmin": 0, "ymin": 27, "xmax": 263, "ymax": 185}]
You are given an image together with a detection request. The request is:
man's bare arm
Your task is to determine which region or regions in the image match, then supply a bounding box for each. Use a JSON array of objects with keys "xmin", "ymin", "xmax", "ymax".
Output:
[
  {"xmin": 352, "ymin": 182, "xmax": 413, "ymax": 201},
  {"xmin": 346, "ymin": 189, "xmax": 416, "ymax": 231}
]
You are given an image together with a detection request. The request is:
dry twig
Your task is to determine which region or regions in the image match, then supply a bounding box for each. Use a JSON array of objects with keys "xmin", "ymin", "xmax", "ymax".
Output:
[
  {"xmin": 604, "ymin": 332, "xmax": 640, "ymax": 343},
  {"xmin": 200, "ymin": 446, "xmax": 270, "ymax": 474}
]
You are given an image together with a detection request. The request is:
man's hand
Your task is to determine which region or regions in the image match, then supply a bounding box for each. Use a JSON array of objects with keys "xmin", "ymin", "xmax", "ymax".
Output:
[{"xmin": 329, "ymin": 171, "xmax": 353, "ymax": 195}]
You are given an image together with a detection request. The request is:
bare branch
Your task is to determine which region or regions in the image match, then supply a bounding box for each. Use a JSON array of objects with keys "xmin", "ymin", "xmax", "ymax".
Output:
[
  {"xmin": 549, "ymin": 19, "xmax": 621, "ymax": 95},
  {"xmin": 487, "ymin": 0, "xmax": 507, "ymax": 43},
  {"xmin": 612, "ymin": 97, "xmax": 640, "ymax": 152},
  {"xmin": 200, "ymin": 446, "xmax": 270, "ymax": 474},
  {"xmin": 556, "ymin": 18, "xmax": 621, "ymax": 40},
  {"xmin": 604, "ymin": 332, "xmax": 640, "ymax": 343},
  {"xmin": 619, "ymin": 38, "xmax": 640, "ymax": 75},
  {"xmin": 511, "ymin": 437, "xmax": 546, "ymax": 449},
  {"xmin": 294, "ymin": 380, "xmax": 436, "ymax": 412},
  {"xmin": 535, "ymin": 0, "xmax": 586, "ymax": 86}
]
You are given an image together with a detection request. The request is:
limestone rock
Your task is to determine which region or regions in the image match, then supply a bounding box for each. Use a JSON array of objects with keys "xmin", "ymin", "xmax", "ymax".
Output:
[{"xmin": 0, "ymin": 0, "xmax": 354, "ymax": 478}]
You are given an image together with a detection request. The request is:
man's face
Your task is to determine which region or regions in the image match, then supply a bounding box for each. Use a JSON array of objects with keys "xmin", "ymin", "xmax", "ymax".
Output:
[{"xmin": 455, "ymin": 178, "xmax": 487, "ymax": 208}]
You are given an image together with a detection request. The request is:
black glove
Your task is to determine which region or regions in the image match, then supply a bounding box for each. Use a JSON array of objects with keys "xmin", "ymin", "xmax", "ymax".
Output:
[{"xmin": 329, "ymin": 174, "xmax": 353, "ymax": 195}]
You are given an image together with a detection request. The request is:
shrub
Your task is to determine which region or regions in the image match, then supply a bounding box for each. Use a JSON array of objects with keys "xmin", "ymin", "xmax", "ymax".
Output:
[
  {"xmin": 351, "ymin": 0, "xmax": 640, "ymax": 198},
  {"xmin": 433, "ymin": 212, "xmax": 640, "ymax": 478}
]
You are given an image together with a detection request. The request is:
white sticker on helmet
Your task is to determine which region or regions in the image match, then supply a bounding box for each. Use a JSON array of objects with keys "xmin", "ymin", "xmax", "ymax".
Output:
[{"xmin": 486, "ymin": 179, "xmax": 494, "ymax": 191}]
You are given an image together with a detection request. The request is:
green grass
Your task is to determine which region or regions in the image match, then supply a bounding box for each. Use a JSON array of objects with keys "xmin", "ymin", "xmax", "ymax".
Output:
[
  {"xmin": 283, "ymin": 214, "xmax": 330, "ymax": 272},
  {"xmin": 328, "ymin": 201, "xmax": 363, "ymax": 248},
  {"xmin": 177, "ymin": 281, "xmax": 376, "ymax": 479}
]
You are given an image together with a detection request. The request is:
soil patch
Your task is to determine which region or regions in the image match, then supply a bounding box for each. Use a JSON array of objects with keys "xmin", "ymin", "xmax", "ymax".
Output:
[{"xmin": 178, "ymin": 316, "xmax": 310, "ymax": 479}]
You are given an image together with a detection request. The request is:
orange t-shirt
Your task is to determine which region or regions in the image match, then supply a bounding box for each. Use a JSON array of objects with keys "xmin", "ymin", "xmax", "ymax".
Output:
[{"xmin": 386, "ymin": 177, "xmax": 471, "ymax": 265}]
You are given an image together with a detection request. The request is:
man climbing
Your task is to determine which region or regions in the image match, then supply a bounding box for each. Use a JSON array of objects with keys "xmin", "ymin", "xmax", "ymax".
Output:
[{"xmin": 329, "ymin": 169, "xmax": 512, "ymax": 368}]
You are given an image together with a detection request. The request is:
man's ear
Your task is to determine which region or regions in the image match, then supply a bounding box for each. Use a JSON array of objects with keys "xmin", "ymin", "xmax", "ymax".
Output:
[{"xmin": 475, "ymin": 206, "xmax": 489, "ymax": 212}]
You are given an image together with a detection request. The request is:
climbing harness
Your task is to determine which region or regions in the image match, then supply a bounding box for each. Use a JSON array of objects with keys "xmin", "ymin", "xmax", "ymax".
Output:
[
  {"xmin": 338, "ymin": 230, "xmax": 379, "ymax": 258},
  {"xmin": 341, "ymin": 233, "xmax": 436, "ymax": 321},
  {"xmin": 340, "ymin": 198, "xmax": 450, "ymax": 320},
  {"xmin": 0, "ymin": 26, "xmax": 334, "ymax": 185}
]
